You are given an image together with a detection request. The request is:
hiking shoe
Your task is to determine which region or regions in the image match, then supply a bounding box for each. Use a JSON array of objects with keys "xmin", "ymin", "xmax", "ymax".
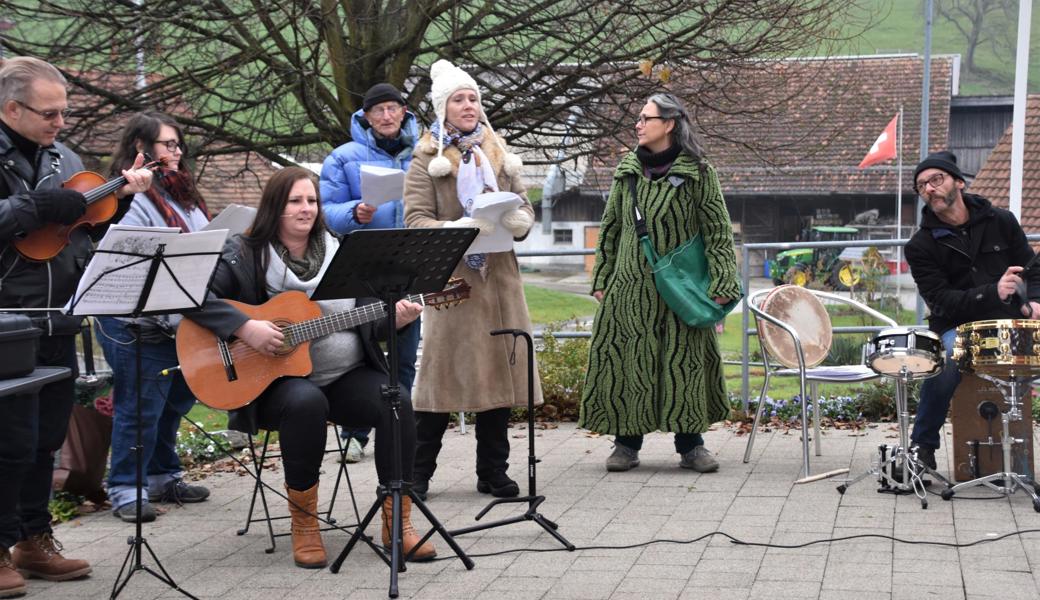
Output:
[
  {"xmin": 914, "ymin": 445, "xmax": 937, "ymax": 470},
  {"xmin": 11, "ymin": 533, "xmax": 91, "ymax": 582},
  {"xmin": 0, "ymin": 547, "xmax": 27, "ymax": 597},
  {"xmin": 113, "ymin": 501, "xmax": 157, "ymax": 523},
  {"xmin": 476, "ymin": 473, "xmax": 520, "ymax": 498},
  {"xmin": 680, "ymin": 446, "xmax": 719, "ymax": 473},
  {"xmin": 605, "ymin": 443, "xmax": 640, "ymax": 472},
  {"xmin": 149, "ymin": 479, "xmax": 210, "ymax": 504},
  {"xmin": 344, "ymin": 438, "xmax": 364, "ymax": 464}
]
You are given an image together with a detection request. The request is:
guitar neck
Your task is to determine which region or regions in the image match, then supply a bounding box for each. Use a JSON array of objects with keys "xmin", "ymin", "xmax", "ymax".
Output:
[
  {"xmin": 84, "ymin": 176, "xmax": 128, "ymax": 205},
  {"xmin": 285, "ymin": 293, "xmax": 424, "ymax": 344}
]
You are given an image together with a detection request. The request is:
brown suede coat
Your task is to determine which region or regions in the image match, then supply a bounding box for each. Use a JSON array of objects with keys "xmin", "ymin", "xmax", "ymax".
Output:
[{"xmin": 403, "ymin": 131, "xmax": 543, "ymax": 412}]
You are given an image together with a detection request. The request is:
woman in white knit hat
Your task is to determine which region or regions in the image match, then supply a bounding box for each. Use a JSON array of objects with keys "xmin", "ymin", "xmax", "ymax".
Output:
[{"xmin": 404, "ymin": 59, "xmax": 541, "ymax": 499}]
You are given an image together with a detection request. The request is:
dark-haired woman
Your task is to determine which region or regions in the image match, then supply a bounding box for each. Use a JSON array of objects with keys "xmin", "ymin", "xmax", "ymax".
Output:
[
  {"xmin": 96, "ymin": 112, "xmax": 211, "ymax": 524},
  {"xmin": 579, "ymin": 93, "xmax": 741, "ymax": 473},
  {"xmin": 184, "ymin": 167, "xmax": 434, "ymax": 569}
]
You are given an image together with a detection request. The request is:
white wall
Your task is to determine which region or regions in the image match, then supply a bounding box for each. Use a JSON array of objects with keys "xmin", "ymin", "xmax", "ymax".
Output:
[{"xmin": 515, "ymin": 220, "xmax": 597, "ymax": 269}]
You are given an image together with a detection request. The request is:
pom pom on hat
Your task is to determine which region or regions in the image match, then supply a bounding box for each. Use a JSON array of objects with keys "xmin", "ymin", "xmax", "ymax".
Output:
[{"xmin": 428, "ymin": 155, "xmax": 452, "ymax": 177}]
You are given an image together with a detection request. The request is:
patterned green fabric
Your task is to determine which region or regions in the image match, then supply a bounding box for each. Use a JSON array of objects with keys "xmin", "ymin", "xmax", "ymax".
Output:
[{"xmin": 579, "ymin": 152, "xmax": 741, "ymax": 436}]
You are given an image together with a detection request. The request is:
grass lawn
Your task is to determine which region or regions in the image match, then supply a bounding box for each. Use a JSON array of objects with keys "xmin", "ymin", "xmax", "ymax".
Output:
[{"xmin": 524, "ymin": 284, "xmax": 598, "ymax": 325}]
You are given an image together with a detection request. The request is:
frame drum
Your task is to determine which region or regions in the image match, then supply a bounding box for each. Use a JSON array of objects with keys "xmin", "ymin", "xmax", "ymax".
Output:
[
  {"xmin": 866, "ymin": 327, "xmax": 944, "ymax": 379},
  {"xmin": 757, "ymin": 285, "xmax": 832, "ymax": 369},
  {"xmin": 953, "ymin": 319, "xmax": 1040, "ymax": 377}
]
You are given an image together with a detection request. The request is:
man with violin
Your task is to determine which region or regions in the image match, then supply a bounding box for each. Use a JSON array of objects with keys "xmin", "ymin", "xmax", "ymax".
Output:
[
  {"xmin": 905, "ymin": 150, "xmax": 1040, "ymax": 471},
  {"xmin": 0, "ymin": 56, "xmax": 152, "ymax": 597}
]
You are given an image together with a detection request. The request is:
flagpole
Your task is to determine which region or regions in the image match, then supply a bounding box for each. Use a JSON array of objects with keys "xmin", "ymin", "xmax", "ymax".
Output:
[{"xmin": 896, "ymin": 105, "xmax": 903, "ymax": 318}]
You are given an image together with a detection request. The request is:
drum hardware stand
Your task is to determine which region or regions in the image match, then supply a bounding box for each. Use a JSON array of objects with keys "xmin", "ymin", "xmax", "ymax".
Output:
[
  {"xmin": 837, "ymin": 366, "xmax": 950, "ymax": 509},
  {"xmin": 941, "ymin": 375, "xmax": 1040, "ymax": 512}
]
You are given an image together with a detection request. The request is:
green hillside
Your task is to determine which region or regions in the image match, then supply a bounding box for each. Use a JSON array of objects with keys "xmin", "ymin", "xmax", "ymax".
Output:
[{"xmin": 842, "ymin": 0, "xmax": 1040, "ymax": 95}]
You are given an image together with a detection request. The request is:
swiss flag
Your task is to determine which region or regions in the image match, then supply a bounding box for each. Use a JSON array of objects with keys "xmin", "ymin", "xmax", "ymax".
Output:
[{"xmin": 858, "ymin": 115, "xmax": 898, "ymax": 169}]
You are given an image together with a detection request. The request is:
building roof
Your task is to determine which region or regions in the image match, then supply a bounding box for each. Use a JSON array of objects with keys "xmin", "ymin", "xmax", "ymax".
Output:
[
  {"xmin": 579, "ymin": 54, "xmax": 956, "ymax": 197},
  {"xmin": 969, "ymin": 94, "xmax": 1040, "ymax": 231}
]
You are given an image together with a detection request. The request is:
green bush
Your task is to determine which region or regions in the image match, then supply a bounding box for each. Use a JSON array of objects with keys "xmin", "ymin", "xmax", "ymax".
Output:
[
  {"xmin": 534, "ymin": 324, "xmax": 591, "ymax": 421},
  {"xmin": 49, "ymin": 491, "xmax": 82, "ymax": 524}
]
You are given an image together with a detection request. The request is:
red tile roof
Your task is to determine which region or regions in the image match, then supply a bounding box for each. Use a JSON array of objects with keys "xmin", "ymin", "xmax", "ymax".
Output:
[
  {"xmin": 580, "ymin": 54, "xmax": 955, "ymax": 196},
  {"xmin": 969, "ymin": 95, "xmax": 1040, "ymax": 231}
]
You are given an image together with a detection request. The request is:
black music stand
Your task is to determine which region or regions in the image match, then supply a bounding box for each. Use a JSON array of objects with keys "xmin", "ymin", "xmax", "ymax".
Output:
[
  {"xmin": 69, "ymin": 237, "xmax": 222, "ymax": 600},
  {"xmin": 317, "ymin": 227, "xmax": 478, "ymax": 598},
  {"xmin": 446, "ymin": 329, "xmax": 574, "ymax": 549}
]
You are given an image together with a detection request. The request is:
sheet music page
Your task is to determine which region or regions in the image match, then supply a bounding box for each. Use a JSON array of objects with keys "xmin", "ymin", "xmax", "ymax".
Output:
[
  {"xmin": 68, "ymin": 225, "xmax": 228, "ymax": 316},
  {"xmin": 464, "ymin": 191, "xmax": 524, "ymax": 255},
  {"xmin": 360, "ymin": 165, "xmax": 405, "ymax": 207},
  {"xmin": 203, "ymin": 203, "xmax": 256, "ymax": 237}
]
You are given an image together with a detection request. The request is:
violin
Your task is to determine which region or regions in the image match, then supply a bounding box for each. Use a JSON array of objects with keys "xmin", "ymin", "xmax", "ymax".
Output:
[{"xmin": 14, "ymin": 159, "xmax": 163, "ymax": 262}]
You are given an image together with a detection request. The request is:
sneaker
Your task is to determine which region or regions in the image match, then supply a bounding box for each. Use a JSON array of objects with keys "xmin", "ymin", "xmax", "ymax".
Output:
[
  {"xmin": 680, "ymin": 446, "xmax": 719, "ymax": 473},
  {"xmin": 12, "ymin": 533, "xmax": 91, "ymax": 581},
  {"xmin": 344, "ymin": 438, "xmax": 364, "ymax": 464},
  {"xmin": 149, "ymin": 478, "xmax": 210, "ymax": 504},
  {"xmin": 605, "ymin": 443, "xmax": 640, "ymax": 472},
  {"xmin": 476, "ymin": 473, "xmax": 519, "ymax": 498},
  {"xmin": 914, "ymin": 445, "xmax": 937, "ymax": 470},
  {"xmin": 112, "ymin": 501, "xmax": 157, "ymax": 523},
  {"xmin": 0, "ymin": 547, "xmax": 27, "ymax": 597}
]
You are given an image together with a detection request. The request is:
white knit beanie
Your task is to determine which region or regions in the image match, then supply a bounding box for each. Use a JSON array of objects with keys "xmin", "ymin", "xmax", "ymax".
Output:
[{"xmin": 427, "ymin": 59, "xmax": 522, "ymax": 178}]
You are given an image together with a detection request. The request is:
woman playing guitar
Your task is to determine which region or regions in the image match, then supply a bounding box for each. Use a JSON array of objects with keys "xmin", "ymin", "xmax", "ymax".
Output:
[{"xmin": 183, "ymin": 167, "xmax": 434, "ymax": 569}]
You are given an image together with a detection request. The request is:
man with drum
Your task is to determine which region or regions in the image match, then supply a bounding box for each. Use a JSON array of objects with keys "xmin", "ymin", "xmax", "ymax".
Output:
[{"xmin": 904, "ymin": 150, "xmax": 1040, "ymax": 470}]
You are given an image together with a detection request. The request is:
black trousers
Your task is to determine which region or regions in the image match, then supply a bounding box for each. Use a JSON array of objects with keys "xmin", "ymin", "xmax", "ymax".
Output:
[
  {"xmin": 0, "ymin": 335, "xmax": 77, "ymax": 547},
  {"xmin": 413, "ymin": 407, "xmax": 510, "ymax": 481},
  {"xmin": 255, "ymin": 366, "xmax": 415, "ymax": 491}
]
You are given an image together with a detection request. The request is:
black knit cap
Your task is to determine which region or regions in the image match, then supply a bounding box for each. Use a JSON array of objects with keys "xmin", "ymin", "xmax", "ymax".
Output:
[
  {"xmin": 913, "ymin": 150, "xmax": 965, "ymax": 185},
  {"xmin": 362, "ymin": 83, "xmax": 405, "ymax": 112}
]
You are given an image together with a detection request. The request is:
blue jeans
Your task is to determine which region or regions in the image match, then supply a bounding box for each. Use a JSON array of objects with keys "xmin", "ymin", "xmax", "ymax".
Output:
[
  {"xmin": 910, "ymin": 328, "xmax": 960, "ymax": 450},
  {"xmin": 341, "ymin": 316, "xmax": 421, "ymax": 444},
  {"xmin": 0, "ymin": 335, "xmax": 77, "ymax": 547},
  {"xmin": 97, "ymin": 317, "xmax": 195, "ymax": 509}
]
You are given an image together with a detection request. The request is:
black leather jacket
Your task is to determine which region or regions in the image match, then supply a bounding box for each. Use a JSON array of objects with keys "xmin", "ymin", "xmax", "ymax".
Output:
[
  {"xmin": 0, "ymin": 127, "xmax": 86, "ymax": 336},
  {"xmin": 905, "ymin": 193, "xmax": 1040, "ymax": 334}
]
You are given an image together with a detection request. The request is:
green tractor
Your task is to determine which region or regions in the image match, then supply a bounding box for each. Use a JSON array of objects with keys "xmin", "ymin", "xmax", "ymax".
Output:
[{"xmin": 770, "ymin": 226, "xmax": 864, "ymax": 291}]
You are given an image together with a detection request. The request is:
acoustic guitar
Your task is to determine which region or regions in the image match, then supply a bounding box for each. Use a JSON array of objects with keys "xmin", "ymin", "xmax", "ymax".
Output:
[{"xmin": 176, "ymin": 278, "xmax": 470, "ymax": 410}]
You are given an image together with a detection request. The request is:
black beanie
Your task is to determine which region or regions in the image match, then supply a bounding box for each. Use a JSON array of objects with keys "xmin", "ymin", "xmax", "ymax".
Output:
[
  {"xmin": 362, "ymin": 83, "xmax": 405, "ymax": 112},
  {"xmin": 914, "ymin": 150, "xmax": 965, "ymax": 185}
]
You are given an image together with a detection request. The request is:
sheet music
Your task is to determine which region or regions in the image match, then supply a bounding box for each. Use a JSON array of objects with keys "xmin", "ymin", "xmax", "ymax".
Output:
[
  {"xmin": 203, "ymin": 203, "xmax": 256, "ymax": 237},
  {"xmin": 360, "ymin": 165, "xmax": 405, "ymax": 207},
  {"xmin": 464, "ymin": 191, "xmax": 524, "ymax": 255},
  {"xmin": 68, "ymin": 225, "xmax": 228, "ymax": 316}
]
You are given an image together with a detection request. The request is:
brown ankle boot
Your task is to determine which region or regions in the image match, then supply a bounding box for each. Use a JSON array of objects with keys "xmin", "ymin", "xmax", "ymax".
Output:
[
  {"xmin": 0, "ymin": 547, "xmax": 26, "ymax": 598},
  {"xmin": 12, "ymin": 533, "xmax": 90, "ymax": 581},
  {"xmin": 285, "ymin": 483, "xmax": 327, "ymax": 569},
  {"xmin": 381, "ymin": 495, "xmax": 436, "ymax": 562}
]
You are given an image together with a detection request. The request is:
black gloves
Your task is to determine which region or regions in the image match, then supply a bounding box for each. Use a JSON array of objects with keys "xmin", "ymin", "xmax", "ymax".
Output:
[{"xmin": 31, "ymin": 188, "xmax": 87, "ymax": 225}]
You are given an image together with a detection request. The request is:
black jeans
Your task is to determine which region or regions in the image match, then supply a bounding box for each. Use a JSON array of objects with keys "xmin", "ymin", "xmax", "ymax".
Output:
[
  {"xmin": 0, "ymin": 335, "xmax": 77, "ymax": 547},
  {"xmin": 413, "ymin": 407, "xmax": 510, "ymax": 481},
  {"xmin": 255, "ymin": 366, "xmax": 415, "ymax": 491},
  {"xmin": 616, "ymin": 432, "xmax": 704, "ymax": 455}
]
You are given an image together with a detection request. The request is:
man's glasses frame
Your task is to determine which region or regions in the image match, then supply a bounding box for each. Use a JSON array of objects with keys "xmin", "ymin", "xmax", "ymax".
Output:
[
  {"xmin": 16, "ymin": 101, "xmax": 71, "ymax": 122},
  {"xmin": 913, "ymin": 172, "xmax": 945, "ymax": 194}
]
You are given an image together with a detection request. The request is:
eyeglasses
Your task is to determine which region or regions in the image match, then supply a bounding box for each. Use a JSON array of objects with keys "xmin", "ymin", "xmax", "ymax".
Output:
[
  {"xmin": 16, "ymin": 101, "xmax": 71, "ymax": 122},
  {"xmin": 367, "ymin": 104, "xmax": 403, "ymax": 117},
  {"xmin": 636, "ymin": 115, "xmax": 667, "ymax": 126},
  {"xmin": 154, "ymin": 139, "xmax": 183, "ymax": 152},
  {"xmin": 914, "ymin": 172, "xmax": 945, "ymax": 194}
]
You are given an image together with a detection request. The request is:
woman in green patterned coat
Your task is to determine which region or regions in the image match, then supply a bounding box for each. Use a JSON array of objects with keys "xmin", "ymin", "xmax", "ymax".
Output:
[{"xmin": 580, "ymin": 93, "xmax": 741, "ymax": 473}]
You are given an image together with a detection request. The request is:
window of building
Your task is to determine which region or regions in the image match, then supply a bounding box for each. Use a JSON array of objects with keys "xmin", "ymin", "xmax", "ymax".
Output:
[{"xmin": 553, "ymin": 228, "xmax": 573, "ymax": 244}]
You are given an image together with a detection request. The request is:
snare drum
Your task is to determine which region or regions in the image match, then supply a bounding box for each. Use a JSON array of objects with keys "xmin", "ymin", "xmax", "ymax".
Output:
[
  {"xmin": 866, "ymin": 327, "xmax": 944, "ymax": 379},
  {"xmin": 953, "ymin": 319, "xmax": 1040, "ymax": 377}
]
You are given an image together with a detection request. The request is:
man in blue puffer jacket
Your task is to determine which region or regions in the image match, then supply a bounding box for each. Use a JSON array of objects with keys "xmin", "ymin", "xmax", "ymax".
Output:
[{"xmin": 319, "ymin": 83, "xmax": 421, "ymax": 462}]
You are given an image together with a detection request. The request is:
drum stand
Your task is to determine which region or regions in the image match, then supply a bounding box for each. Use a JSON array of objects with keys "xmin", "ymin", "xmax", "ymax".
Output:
[
  {"xmin": 837, "ymin": 367, "xmax": 950, "ymax": 509},
  {"xmin": 940, "ymin": 375, "xmax": 1040, "ymax": 512}
]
